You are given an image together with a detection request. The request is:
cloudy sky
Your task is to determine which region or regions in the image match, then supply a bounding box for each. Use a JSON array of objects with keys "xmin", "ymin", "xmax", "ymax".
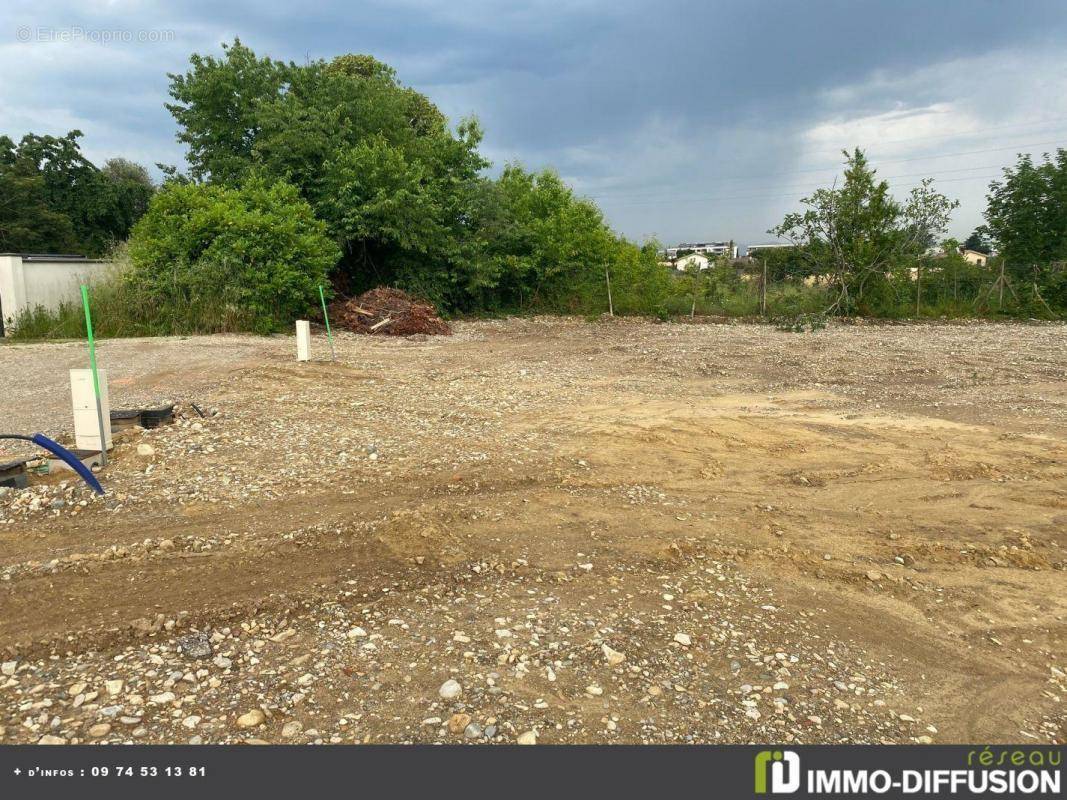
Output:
[{"xmin": 3, "ymin": 0, "xmax": 1067, "ymax": 248}]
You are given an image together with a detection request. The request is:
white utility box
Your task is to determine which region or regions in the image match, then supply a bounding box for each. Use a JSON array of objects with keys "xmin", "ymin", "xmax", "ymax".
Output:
[
  {"xmin": 296, "ymin": 320, "xmax": 311, "ymax": 361},
  {"xmin": 70, "ymin": 368, "xmax": 112, "ymax": 452}
]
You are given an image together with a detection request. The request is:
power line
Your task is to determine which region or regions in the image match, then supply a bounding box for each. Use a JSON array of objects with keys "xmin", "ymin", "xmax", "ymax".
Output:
[
  {"xmin": 798, "ymin": 115, "xmax": 1067, "ymax": 159},
  {"xmin": 587, "ymin": 136, "xmax": 1066, "ymax": 201},
  {"xmin": 603, "ymin": 172, "xmax": 1002, "ymax": 208},
  {"xmin": 592, "ymin": 162, "xmax": 1009, "ymax": 205}
]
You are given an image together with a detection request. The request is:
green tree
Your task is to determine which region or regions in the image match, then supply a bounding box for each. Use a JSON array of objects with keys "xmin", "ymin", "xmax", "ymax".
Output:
[
  {"xmin": 127, "ymin": 177, "xmax": 340, "ymax": 332},
  {"xmin": 771, "ymin": 149, "xmax": 957, "ymax": 314},
  {"xmin": 165, "ymin": 40, "xmax": 665, "ymax": 315},
  {"xmin": 0, "ymin": 131, "xmax": 153, "ymax": 255},
  {"xmin": 962, "ymin": 230, "xmax": 991, "ymax": 255},
  {"xmin": 980, "ymin": 149, "xmax": 1067, "ymax": 273},
  {"xmin": 0, "ymin": 135, "xmax": 77, "ymax": 252},
  {"xmin": 166, "ymin": 38, "xmax": 290, "ymax": 184},
  {"xmin": 680, "ymin": 260, "xmax": 709, "ymax": 316},
  {"xmin": 101, "ymin": 158, "xmax": 156, "ymax": 238}
]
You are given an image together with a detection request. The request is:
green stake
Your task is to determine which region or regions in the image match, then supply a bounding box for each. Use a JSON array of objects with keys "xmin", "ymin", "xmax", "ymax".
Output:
[
  {"xmin": 80, "ymin": 285, "xmax": 108, "ymax": 467},
  {"xmin": 318, "ymin": 285, "xmax": 336, "ymax": 361}
]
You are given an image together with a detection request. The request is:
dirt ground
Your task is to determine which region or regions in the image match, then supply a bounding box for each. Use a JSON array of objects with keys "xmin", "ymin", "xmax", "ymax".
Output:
[{"xmin": 0, "ymin": 317, "xmax": 1064, "ymax": 746}]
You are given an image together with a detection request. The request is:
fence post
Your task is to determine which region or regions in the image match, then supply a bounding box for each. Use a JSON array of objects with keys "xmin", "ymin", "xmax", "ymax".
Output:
[
  {"xmin": 760, "ymin": 259, "xmax": 768, "ymax": 316},
  {"xmin": 605, "ymin": 266, "xmax": 614, "ymax": 316},
  {"xmin": 318, "ymin": 285, "xmax": 336, "ymax": 360}
]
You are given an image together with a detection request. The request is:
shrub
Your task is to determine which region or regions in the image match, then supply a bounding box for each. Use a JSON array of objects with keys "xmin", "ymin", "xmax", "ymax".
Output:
[{"xmin": 127, "ymin": 177, "xmax": 340, "ymax": 333}]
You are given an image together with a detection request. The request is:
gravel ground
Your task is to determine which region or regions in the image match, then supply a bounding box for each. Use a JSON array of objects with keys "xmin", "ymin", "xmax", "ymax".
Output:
[{"xmin": 0, "ymin": 318, "xmax": 1064, "ymax": 745}]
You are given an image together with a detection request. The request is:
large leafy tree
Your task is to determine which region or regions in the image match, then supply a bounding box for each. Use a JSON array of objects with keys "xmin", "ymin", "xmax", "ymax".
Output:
[
  {"xmin": 771, "ymin": 149, "xmax": 957, "ymax": 314},
  {"xmin": 167, "ymin": 41, "xmax": 486, "ymax": 303},
  {"xmin": 166, "ymin": 39, "xmax": 290, "ymax": 185},
  {"xmin": 980, "ymin": 149, "xmax": 1067, "ymax": 274}
]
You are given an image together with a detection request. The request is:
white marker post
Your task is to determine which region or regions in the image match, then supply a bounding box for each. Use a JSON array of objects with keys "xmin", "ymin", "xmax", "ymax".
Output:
[
  {"xmin": 296, "ymin": 320, "xmax": 311, "ymax": 361},
  {"xmin": 70, "ymin": 368, "xmax": 112, "ymax": 452}
]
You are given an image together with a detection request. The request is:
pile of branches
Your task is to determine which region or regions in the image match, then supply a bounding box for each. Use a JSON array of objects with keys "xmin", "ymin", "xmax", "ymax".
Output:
[{"xmin": 330, "ymin": 287, "xmax": 452, "ymax": 336}]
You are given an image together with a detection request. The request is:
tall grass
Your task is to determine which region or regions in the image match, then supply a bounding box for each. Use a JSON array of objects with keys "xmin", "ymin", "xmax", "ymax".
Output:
[{"xmin": 7, "ymin": 255, "xmax": 256, "ymax": 341}]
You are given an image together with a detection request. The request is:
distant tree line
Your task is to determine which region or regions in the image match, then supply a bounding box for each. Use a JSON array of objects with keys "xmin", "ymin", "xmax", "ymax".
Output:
[
  {"xmin": 0, "ymin": 131, "xmax": 154, "ymax": 256},
  {"xmin": 765, "ymin": 147, "xmax": 1066, "ymax": 318},
  {"xmin": 5, "ymin": 38, "xmax": 1064, "ymax": 336}
]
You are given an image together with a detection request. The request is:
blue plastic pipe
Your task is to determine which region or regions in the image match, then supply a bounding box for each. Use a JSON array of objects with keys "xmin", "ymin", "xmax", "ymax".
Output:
[{"xmin": 0, "ymin": 433, "xmax": 105, "ymax": 495}]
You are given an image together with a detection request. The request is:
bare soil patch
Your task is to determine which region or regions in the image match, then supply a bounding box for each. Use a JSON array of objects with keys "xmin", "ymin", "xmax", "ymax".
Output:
[{"xmin": 0, "ymin": 318, "xmax": 1063, "ymax": 745}]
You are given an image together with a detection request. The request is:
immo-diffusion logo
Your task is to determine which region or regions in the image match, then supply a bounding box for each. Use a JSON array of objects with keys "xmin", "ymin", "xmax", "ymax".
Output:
[
  {"xmin": 755, "ymin": 750, "xmax": 801, "ymax": 794},
  {"xmin": 753, "ymin": 747, "xmax": 1061, "ymax": 796}
]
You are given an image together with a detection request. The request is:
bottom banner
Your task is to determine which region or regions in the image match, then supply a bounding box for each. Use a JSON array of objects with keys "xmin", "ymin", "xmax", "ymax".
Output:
[{"xmin": 0, "ymin": 744, "xmax": 1061, "ymax": 799}]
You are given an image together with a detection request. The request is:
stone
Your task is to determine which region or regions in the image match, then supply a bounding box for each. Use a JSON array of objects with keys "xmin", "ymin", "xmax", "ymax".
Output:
[
  {"xmin": 88, "ymin": 723, "xmax": 111, "ymax": 738},
  {"xmin": 673, "ymin": 632, "xmax": 692, "ymax": 646},
  {"xmin": 602, "ymin": 644, "xmax": 625, "ymax": 665},
  {"xmin": 447, "ymin": 713, "xmax": 471, "ymax": 734},
  {"xmin": 105, "ymin": 679, "xmax": 124, "ymax": 696},
  {"xmin": 38, "ymin": 735, "xmax": 67, "ymax": 745},
  {"xmin": 464, "ymin": 722, "xmax": 483, "ymax": 739},
  {"xmin": 517, "ymin": 730, "xmax": 537, "ymax": 745},
  {"xmin": 67, "ymin": 681, "xmax": 88, "ymax": 697},
  {"xmin": 177, "ymin": 632, "xmax": 213, "ymax": 659},
  {"xmin": 149, "ymin": 691, "xmax": 175, "ymax": 704},
  {"xmin": 438, "ymin": 679, "xmax": 462, "ymax": 700},
  {"xmin": 282, "ymin": 721, "xmax": 303, "ymax": 738},
  {"xmin": 136, "ymin": 444, "xmax": 156, "ymax": 458},
  {"xmin": 181, "ymin": 715, "xmax": 201, "ymax": 729},
  {"xmin": 1, "ymin": 661, "xmax": 16, "ymax": 676},
  {"xmin": 236, "ymin": 709, "xmax": 266, "ymax": 728}
]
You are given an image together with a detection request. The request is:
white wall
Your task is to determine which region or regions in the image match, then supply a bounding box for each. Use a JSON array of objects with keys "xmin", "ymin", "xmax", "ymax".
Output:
[{"xmin": 0, "ymin": 254, "xmax": 113, "ymax": 335}]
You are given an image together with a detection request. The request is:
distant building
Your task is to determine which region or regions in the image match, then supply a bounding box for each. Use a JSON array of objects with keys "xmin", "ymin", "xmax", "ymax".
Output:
[
  {"xmin": 959, "ymin": 248, "xmax": 989, "ymax": 267},
  {"xmin": 664, "ymin": 241, "xmax": 738, "ymax": 260},
  {"xmin": 673, "ymin": 253, "xmax": 711, "ymax": 271},
  {"xmin": 927, "ymin": 245, "xmax": 991, "ymax": 267}
]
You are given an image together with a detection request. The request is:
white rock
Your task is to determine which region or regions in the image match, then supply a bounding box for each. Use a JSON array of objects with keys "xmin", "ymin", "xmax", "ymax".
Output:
[
  {"xmin": 105, "ymin": 679, "xmax": 124, "ymax": 696},
  {"xmin": 602, "ymin": 644, "xmax": 625, "ymax": 665},
  {"xmin": 673, "ymin": 632, "xmax": 692, "ymax": 646},
  {"xmin": 136, "ymin": 444, "xmax": 156, "ymax": 458},
  {"xmin": 517, "ymin": 730, "xmax": 537, "ymax": 745},
  {"xmin": 438, "ymin": 679, "xmax": 462, "ymax": 700},
  {"xmin": 181, "ymin": 715, "xmax": 201, "ymax": 729},
  {"xmin": 1, "ymin": 661, "xmax": 16, "ymax": 676}
]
